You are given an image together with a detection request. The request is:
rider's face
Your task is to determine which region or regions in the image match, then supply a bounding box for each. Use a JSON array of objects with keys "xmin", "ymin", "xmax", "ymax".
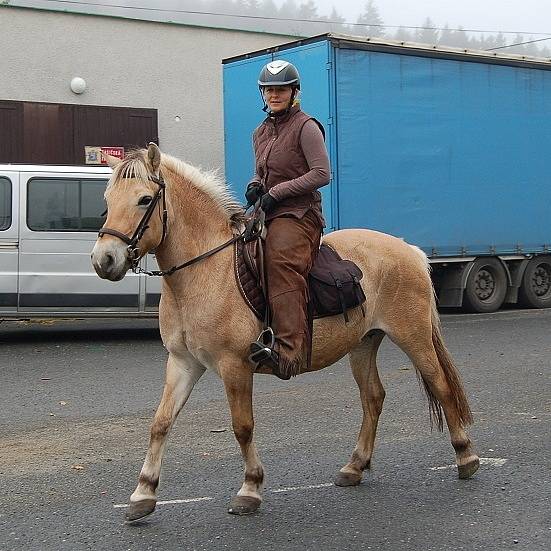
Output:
[{"xmin": 263, "ymin": 85, "xmax": 294, "ymax": 113}]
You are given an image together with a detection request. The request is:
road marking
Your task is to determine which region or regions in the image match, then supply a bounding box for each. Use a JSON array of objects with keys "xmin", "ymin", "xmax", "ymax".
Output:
[
  {"xmin": 430, "ymin": 457, "xmax": 508, "ymax": 471},
  {"xmin": 270, "ymin": 482, "xmax": 334, "ymax": 493},
  {"xmin": 114, "ymin": 496, "xmax": 213, "ymax": 509},
  {"xmin": 114, "ymin": 460, "xmax": 507, "ymax": 509},
  {"xmin": 113, "ymin": 483, "xmax": 334, "ymax": 509}
]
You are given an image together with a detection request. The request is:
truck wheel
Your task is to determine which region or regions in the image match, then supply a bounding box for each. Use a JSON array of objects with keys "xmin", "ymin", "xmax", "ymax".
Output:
[
  {"xmin": 518, "ymin": 256, "xmax": 551, "ymax": 308},
  {"xmin": 463, "ymin": 258, "xmax": 507, "ymax": 313}
]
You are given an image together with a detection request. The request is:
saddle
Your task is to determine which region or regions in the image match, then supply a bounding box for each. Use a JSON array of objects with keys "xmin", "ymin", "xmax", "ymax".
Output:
[{"xmin": 234, "ymin": 238, "xmax": 366, "ymax": 323}]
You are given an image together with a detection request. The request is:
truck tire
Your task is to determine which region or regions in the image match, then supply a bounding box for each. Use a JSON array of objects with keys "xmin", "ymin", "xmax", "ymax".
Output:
[
  {"xmin": 463, "ymin": 258, "xmax": 507, "ymax": 313},
  {"xmin": 518, "ymin": 256, "xmax": 551, "ymax": 308}
]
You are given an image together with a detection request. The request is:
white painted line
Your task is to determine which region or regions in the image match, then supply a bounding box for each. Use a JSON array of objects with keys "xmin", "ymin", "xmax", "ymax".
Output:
[
  {"xmin": 113, "ymin": 483, "xmax": 336, "ymax": 509},
  {"xmin": 270, "ymin": 482, "xmax": 334, "ymax": 493},
  {"xmin": 430, "ymin": 457, "xmax": 508, "ymax": 471},
  {"xmin": 113, "ymin": 458, "xmax": 509, "ymax": 509},
  {"xmin": 114, "ymin": 496, "xmax": 213, "ymax": 509}
]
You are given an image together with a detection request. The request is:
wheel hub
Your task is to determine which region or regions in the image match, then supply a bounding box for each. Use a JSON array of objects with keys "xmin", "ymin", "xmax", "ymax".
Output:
[
  {"xmin": 475, "ymin": 269, "xmax": 495, "ymax": 301},
  {"xmin": 531, "ymin": 265, "xmax": 551, "ymax": 298}
]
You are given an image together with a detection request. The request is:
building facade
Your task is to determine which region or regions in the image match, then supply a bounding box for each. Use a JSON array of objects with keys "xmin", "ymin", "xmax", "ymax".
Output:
[{"xmin": 0, "ymin": 6, "xmax": 295, "ymax": 170}]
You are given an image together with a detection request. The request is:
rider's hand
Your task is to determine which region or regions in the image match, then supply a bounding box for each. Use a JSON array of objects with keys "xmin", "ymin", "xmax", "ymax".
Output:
[
  {"xmin": 245, "ymin": 182, "xmax": 264, "ymax": 206},
  {"xmin": 260, "ymin": 192, "xmax": 277, "ymax": 213}
]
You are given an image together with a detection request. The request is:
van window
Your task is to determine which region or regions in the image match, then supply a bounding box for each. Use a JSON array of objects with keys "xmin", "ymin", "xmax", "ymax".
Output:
[
  {"xmin": 27, "ymin": 178, "xmax": 107, "ymax": 231},
  {"xmin": 0, "ymin": 177, "xmax": 11, "ymax": 230}
]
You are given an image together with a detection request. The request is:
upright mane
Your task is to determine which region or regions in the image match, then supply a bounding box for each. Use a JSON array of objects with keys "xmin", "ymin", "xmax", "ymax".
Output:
[{"xmin": 109, "ymin": 149, "xmax": 245, "ymax": 224}]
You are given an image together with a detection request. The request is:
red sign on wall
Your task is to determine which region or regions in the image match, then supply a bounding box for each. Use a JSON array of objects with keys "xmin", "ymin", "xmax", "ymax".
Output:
[
  {"xmin": 101, "ymin": 147, "xmax": 125, "ymax": 163},
  {"xmin": 85, "ymin": 146, "xmax": 125, "ymax": 165}
]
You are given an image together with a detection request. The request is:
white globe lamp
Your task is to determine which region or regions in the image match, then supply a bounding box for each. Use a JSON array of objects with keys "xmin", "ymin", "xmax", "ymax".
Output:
[{"xmin": 70, "ymin": 77, "xmax": 87, "ymax": 94}]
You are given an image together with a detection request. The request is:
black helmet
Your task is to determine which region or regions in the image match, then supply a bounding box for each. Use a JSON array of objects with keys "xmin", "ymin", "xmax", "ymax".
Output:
[{"xmin": 258, "ymin": 60, "xmax": 300, "ymax": 89}]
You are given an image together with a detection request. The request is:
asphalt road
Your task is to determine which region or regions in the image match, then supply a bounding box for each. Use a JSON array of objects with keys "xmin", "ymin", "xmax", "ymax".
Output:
[{"xmin": 0, "ymin": 310, "xmax": 550, "ymax": 551}]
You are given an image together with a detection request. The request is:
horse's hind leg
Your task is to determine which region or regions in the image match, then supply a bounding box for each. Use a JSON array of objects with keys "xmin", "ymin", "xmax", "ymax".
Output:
[
  {"xmin": 390, "ymin": 314, "xmax": 479, "ymax": 479},
  {"xmin": 335, "ymin": 330, "xmax": 386, "ymax": 487},
  {"xmin": 125, "ymin": 352, "xmax": 206, "ymax": 522}
]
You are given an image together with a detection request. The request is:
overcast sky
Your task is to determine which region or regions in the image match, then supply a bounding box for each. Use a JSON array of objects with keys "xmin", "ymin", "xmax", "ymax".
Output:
[
  {"xmin": 9, "ymin": 0, "xmax": 551, "ymax": 37},
  {"xmin": 323, "ymin": 0, "xmax": 550, "ymax": 36},
  {"xmin": 334, "ymin": 0, "xmax": 551, "ymax": 34}
]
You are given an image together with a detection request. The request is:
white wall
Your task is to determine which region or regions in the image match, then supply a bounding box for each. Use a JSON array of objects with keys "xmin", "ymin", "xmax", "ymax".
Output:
[{"xmin": 0, "ymin": 7, "xmax": 294, "ymax": 170}]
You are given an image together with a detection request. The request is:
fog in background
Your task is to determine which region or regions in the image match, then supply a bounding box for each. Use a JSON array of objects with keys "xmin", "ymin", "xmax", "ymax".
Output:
[{"xmin": 6, "ymin": 0, "xmax": 551, "ymax": 56}]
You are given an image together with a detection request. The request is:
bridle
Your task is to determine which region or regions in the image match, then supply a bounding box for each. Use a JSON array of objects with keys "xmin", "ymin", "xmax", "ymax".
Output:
[
  {"xmin": 98, "ymin": 172, "xmax": 168, "ymax": 273},
  {"xmin": 97, "ymin": 170, "xmax": 259, "ymax": 277}
]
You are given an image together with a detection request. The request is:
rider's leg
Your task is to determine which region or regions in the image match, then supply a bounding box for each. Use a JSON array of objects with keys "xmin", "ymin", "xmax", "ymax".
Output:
[{"xmin": 262, "ymin": 211, "xmax": 321, "ymax": 378}]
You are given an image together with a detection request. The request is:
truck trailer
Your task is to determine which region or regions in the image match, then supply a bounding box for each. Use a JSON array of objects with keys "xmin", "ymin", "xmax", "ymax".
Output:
[{"xmin": 222, "ymin": 33, "xmax": 551, "ymax": 313}]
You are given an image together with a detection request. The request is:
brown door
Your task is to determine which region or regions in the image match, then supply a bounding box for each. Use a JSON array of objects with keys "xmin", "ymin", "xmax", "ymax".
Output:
[
  {"xmin": 73, "ymin": 105, "xmax": 158, "ymax": 163},
  {"xmin": 23, "ymin": 102, "xmax": 75, "ymax": 164},
  {"xmin": 0, "ymin": 100, "xmax": 158, "ymax": 164},
  {"xmin": 0, "ymin": 102, "xmax": 23, "ymax": 163}
]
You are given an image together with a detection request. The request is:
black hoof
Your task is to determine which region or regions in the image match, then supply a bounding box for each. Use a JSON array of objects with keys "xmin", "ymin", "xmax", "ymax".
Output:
[
  {"xmin": 458, "ymin": 457, "xmax": 480, "ymax": 479},
  {"xmin": 125, "ymin": 498, "xmax": 157, "ymax": 523},
  {"xmin": 228, "ymin": 495, "xmax": 261, "ymax": 515},
  {"xmin": 334, "ymin": 471, "xmax": 362, "ymax": 487}
]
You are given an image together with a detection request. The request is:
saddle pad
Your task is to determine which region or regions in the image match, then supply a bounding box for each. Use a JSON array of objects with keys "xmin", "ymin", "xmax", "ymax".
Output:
[
  {"xmin": 235, "ymin": 238, "xmax": 266, "ymax": 320},
  {"xmin": 235, "ymin": 240, "xmax": 365, "ymax": 321}
]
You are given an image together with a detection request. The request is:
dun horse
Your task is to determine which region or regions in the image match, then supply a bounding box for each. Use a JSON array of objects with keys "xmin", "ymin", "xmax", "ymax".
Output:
[{"xmin": 91, "ymin": 143, "xmax": 479, "ymax": 521}]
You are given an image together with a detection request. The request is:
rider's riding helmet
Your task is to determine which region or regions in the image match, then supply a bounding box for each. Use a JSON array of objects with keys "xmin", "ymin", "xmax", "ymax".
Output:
[
  {"xmin": 258, "ymin": 60, "xmax": 301, "ymax": 89},
  {"xmin": 258, "ymin": 60, "xmax": 300, "ymax": 113}
]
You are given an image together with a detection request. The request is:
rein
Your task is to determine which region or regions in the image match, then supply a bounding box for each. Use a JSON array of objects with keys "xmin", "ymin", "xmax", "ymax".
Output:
[{"xmin": 98, "ymin": 171, "xmax": 263, "ymax": 278}]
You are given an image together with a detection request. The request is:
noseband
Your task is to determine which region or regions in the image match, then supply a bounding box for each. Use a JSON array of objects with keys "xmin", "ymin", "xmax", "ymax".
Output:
[{"xmin": 98, "ymin": 172, "xmax": 168, "ymax": 272}]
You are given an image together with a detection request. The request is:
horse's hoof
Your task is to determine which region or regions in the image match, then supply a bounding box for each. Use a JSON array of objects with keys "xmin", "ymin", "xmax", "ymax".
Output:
[
  {"xmin": 125, "ymin": 498, "xmax": 157, "ymax": 523},
  {"xmin": 458, "ymin": 456, "xmax": 480, "ymax": 479},
  {"xmin": 228, "ymin": 495, "xmax": 261, "ymax": 515},
  {"xmin": 334, "ymin": 471, "xmax": 362, "ymax": 487}
]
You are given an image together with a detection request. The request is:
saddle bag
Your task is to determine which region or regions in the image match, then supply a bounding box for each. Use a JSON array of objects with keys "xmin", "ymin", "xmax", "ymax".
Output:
[{"xmin": 309, "ymin": 244, "xmax": 366, "ymax": 322}]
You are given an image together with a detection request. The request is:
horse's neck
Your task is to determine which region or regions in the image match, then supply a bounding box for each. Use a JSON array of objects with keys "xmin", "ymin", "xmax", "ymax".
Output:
[{"xmin": 154, "ymin": 184, "xmax": 235, "ymax": 294}]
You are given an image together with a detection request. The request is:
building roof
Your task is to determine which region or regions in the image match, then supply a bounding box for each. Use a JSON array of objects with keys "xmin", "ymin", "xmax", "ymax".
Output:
[{"xmin": 3, "ymin": 2, "xmax": 302, "ymax": 38}]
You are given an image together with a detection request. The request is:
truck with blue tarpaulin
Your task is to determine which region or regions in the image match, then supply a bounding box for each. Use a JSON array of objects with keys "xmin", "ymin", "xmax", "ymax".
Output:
[{"xmin": 222, "ymin": 33, "xmax": 551, "ymax": 312}]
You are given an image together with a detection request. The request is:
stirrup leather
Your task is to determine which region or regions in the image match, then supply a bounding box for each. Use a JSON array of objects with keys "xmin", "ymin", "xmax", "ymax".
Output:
[{"xmin": 249, "ymin": 328, "xmax": 276, "ymax": 366}]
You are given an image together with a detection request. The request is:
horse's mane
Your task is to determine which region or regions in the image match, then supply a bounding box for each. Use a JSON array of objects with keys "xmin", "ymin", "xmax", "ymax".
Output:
[{"xmin": 109, "ymin": 149, "xmax": 245, "ymax": 225}]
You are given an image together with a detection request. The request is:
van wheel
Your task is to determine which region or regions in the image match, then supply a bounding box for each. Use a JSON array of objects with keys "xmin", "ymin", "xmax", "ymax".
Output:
[
  {"xmin": 518, "ymin": 256, "xmax": 551, "ymax": 309},
  {"xmin": 463, "ymin": 258, "xmax": 507, "ymax": 313}
]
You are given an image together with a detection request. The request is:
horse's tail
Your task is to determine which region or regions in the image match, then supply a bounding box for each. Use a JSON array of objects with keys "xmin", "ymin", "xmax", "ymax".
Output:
[
  {"xmin": 407, "ymin": 245, "xmax": 473, "ymax": 431},
  {"xmin": 424, "ymin": 292, "xmax": 474, "ymax": 430}
]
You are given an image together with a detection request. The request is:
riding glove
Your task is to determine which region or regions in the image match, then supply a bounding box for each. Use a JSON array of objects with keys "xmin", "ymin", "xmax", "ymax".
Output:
[
  {"xmin": 260, "ymin": 192, "xmax": 278, "ymax": 213},
  {"xmin": 245, "ymin": 182, "xmax": 265, "ymax": 205}
]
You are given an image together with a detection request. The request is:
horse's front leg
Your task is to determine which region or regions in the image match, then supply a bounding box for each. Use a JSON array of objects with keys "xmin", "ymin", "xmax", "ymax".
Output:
[
  {"xmin": 126, "ymin": 352, "xmax": 206, "ymax": 522},
  {"xmin": 222, "ymin": 361, "xmax": 264, "ymax": 515}
]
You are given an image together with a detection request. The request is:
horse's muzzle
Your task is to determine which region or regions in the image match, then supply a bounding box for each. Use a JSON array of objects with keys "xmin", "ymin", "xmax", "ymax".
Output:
[{"xmin": 91, "ymin": 243, "xmax": 131, "ymax": 281}]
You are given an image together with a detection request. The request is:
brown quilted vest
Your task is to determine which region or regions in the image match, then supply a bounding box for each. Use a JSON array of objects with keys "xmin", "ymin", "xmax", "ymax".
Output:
[{"xmin": 253, "ymin": 105, "xmax": 324, "ymax": 224}]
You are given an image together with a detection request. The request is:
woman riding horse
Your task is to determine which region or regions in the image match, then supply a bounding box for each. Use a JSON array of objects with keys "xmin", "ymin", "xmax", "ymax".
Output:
[{"xmin": 246, "ymin": 60, "xmax": 330, "ymax": 380}]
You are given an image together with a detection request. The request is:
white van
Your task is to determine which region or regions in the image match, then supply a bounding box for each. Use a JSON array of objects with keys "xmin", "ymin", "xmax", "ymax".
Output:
[{"xmin": 0, "ymin": 165, "xmax": 161, "ymax": 319}]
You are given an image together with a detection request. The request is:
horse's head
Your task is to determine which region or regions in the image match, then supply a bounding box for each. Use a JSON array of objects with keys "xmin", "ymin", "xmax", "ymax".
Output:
[{"xmin": 91, "ymin": 143, "xmax": 166, "ymax": 281}]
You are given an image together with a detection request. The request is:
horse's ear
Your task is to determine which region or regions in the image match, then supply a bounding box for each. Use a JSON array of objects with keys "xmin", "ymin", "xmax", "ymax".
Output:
[
  {"xmin": 147, "ymin": 142, "xmax": 161, "ymax": 172},
  {"xmin": 104, "ymin": 154, "xmax": 122, "ymax": 168}
]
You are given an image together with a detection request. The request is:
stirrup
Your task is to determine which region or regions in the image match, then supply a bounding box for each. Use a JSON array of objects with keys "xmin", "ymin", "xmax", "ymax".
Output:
[{"xmin": 249, "ymin": 327, "xmax": 276, "ymax": 366}]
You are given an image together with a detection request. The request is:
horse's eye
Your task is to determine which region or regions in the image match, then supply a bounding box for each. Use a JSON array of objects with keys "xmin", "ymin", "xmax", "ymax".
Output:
[{"xmin": 138, "ymin": 195, "xmax": 153, "ymax": 206}]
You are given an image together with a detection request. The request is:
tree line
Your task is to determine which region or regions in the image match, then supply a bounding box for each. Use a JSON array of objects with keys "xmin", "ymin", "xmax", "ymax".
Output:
[{"xmin": 173, "ymin": 0, "xmax": 551, "ymax": 58}]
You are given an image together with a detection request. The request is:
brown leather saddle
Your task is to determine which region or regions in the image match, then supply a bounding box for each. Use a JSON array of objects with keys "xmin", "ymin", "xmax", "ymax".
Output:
[{"xmin": 234, "ymin": 238, "xmax": 366, "ymax": 323}]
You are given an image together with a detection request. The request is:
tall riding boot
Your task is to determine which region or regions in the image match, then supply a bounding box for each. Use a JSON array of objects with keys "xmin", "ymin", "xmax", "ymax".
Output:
[{"xmin": 264, "ymin": 211, "xmax": 321, "ymax": 378}]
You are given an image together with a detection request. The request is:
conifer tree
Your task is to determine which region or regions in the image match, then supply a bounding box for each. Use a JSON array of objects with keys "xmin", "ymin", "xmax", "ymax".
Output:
[
  {"xmin": 416, "ymin": 17, "xmax": 439, "ymax": 44},
  {"xmin": 357, "ymin": 0, "xmax": 384, "ymax": 37}
]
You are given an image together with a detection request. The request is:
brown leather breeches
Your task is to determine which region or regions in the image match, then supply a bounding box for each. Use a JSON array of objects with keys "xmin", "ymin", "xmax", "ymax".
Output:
[{"xmin": 264, "ymin": 211, "xmax": 322, "ymax": 376}]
